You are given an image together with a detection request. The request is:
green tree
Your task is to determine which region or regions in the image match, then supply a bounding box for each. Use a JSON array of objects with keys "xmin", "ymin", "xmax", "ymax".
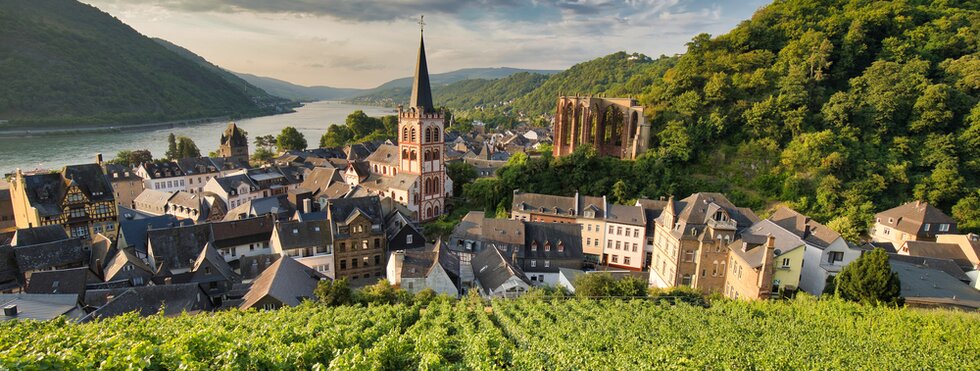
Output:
[
  {"xmin": 315, "ymin": 278, "xmax": 354, "ymax": 306},
  {"xmin": 612, "ymin": 179, "xmax": 631, "ymax": 205},
  {"xmin": 175, "ymin": 136, "xmax": 200, "ymax": 159},
  {"xmin": 165, "ymin": 133, "xmax": 178, "ymax": 160},
  {"xmin": 251, "ymin": 147, "xmax": 275, "ymax": 163},
  {"xmin": 276, "ymin": 126, "xmax": 307, "ymax": 152},
  {"xmin": 110, "ymin": 149, "xmax": 152, "ymax": 166},
  {"xmin": 356, "ymin": 280, "xmax": 412, "ymax": 306},
  {"xmin": 834, "ymin": 248, "xmax": 903, "ymax": 307},
  {"xmin": 346, "ymin": 110, "xmax": 382, "ymax": 138},
  {"xmin": 447, "ymin": 162, "xmax": 478, "ymax": 195},
  {"xmin": 952, "ymin": 190, "xmax": 980, "ymax": 234},
  {"xmin": 320, "ymin": 125, "xmax": 354, "ymax": 148}
]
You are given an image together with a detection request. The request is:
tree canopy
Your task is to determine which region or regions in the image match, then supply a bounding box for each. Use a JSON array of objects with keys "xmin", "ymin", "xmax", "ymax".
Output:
[{"xmin": 276, "ymin": 126, "xmax": 307, "ymax": 152}]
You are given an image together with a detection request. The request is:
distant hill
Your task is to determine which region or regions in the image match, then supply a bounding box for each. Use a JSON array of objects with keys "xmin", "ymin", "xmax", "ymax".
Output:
[
  {"xmin": 233, "ymin": 72, "xmax": 364, "ymax": 102},
  {"xmin": 0, "ymin": 0, "xmax": 273, "ymax": 128},
  {"xmin": 152, "ymin": 38, "xmax": 286, "ymax": 104},
  {"xmin": 349, "ymin": 68, "xmax": 560, "ymax": 108}
]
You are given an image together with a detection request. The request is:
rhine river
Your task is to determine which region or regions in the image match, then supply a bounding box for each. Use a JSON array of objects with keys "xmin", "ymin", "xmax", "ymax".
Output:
[{"xmin": 0, "ymin": 101, "xmax": 391, "ymax": 174}]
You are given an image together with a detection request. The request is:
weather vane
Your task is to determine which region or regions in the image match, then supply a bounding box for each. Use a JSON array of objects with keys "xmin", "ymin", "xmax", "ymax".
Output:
[{"xmin": 419, "ymin": 14, "xmax": 425, "ymax": 33}]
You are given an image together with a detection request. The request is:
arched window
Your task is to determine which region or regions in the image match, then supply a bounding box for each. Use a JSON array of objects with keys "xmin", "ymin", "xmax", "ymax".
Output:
[
  {"xmin": 383, "ymin": 167, "xmax": 387, "ymax": 175},
  {"xmin": 410, "ymin": 150, "xmax": 417, "ymax": 161},
  {"xmin": 424, "ymin": 178, "xmax": 431, "ymax": 195},
  {"xmin": 373, "ymin": 165, "xmax": 378, "ymax": 173},
  {"xmin": 411, "ymin": 128, "xmax": 416, "ymax": 142},
  {"xmin": 424, "ymin": 150, "xmax": 431, "ymax": 162},
  {"xmin": 402, "ymin": 148, "xmax": 409, "ymax": 160},
  {"xmin": 433, "ymin": 205, "xmax": 440, "ymax": 216},
  {"xmin": 402, "ymin": 127, "xmax": 408, "ymax": 141},
  {"xmin": 432, "ymin": 149, "xmax": 440, "ymax": 161},
  {"xmin": 425, "ymin": 127, "xmax": 432, "ymax": 143},
  {"xmin": 433, "ymin": 178, "xmax": 439, "ymax": 193},
  {"xmin": 432, "ymin": 128, "xmax": 440, "ymax": 142},
  {"xmin": 426, "ymin": 207, "xmax": 433, "ymax": 218}
]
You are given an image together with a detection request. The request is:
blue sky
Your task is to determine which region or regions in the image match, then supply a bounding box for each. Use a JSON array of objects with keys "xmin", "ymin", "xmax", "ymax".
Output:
[{"xmin": 82, "ymin": 0, "xmax": 771, "ymax": 88}]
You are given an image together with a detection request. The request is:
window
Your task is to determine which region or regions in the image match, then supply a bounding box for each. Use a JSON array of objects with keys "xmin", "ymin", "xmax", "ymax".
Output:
[
  {"xmin": 615, "ymin": 241, "xmax": 621, "ymax": 250},
  {"xmin": 587, "ymin": 224, "xmax": 592, "ymax": 232},
  {"xmin": 624, "ymin": 257, "xmax": 631, "ymax": 266},
  {"xmin": 374, "ymin": 238, "xmax": 380, "ymax": 249},
  {"xmin": 828, "ymin": 251, "xmax": 844, "ymax": 264},
  {"xmin": 375, "ymin": 255, "xmax": 381, "ymax": 265},
  {"xmin": 531, "ymin": 242, "xmax": 538, "ymax": 252},
  {"xmin": 352, "ymin": 259, "xmax": 358, "ymax": 268},
  {"xmin": 608, "ymin": 226, "xmax": 614, "ymax": 234},
  {"xmin": 607, "ymin": 240, "xmax": 612, "ymax": 249},
  {"xmin": 939, "ymin": 224, "xmax": 950, "ymax": 232},
  {"xmin": 681, "ymin": 274, "xmax": 692, "ymax": 286},
  {"xmin": 530, "ymin": 260, "xmax": 537, "ymax": 268},
  {"xmin": 209, "ymin": 281, "xmax": 217, "ymax": 290},
  {"xmin": 612, "ymin": 255, "xmax": 618, "ymax": 263},
  {"xmin": 205, "ymin": 266, "xmax": 212, "ymax": 275},
  {"xmin": 633, "ymin": 229, "xmax": 639, "ymax": 238},
  {"xmin": 617, "ymin": 227, "xmax": 622, "ymax": 235},
  {"xmin": 544, "ymin": 260, "xmax": 550, "ymax": 268},
  {"xmin": 586, "ymin": 238, "xmax": 591, "ymax": 246},
  {"xmin": 684, "ymin": 250, "xmax": 695, "ymax": 262},
  {"xmin": 558, "ymin": 242, "xmax": 564, "ymax": 253},
  {"xmin": 69, "ymin": 208, "xmax": 86, "ymax": 218},
  {"xmin": 923, "ymin": 223, "xmax": 930, "ymax": 232},
  {"xmin": 339, "ymin": 242, "xmax": 346, "ymax": 252},
  {"xmin": 340, "ymin": 260, "xmax": 347, "ymax": 270},
  {"xmin": 406, "ymin": 234, "xmax": 413, "ymax": 244},
  {"xmin": 362, "ymin": 240, "xmax": 368, "ymax": 249},
  {"xmin": 632, "ymin": 243, "xmax": 638, "ymax": 252},
  {"xmin": 133, "ymin": 277, "xmax": 143, "ymax": 285},
  {"xmin": 544, "ymin": 242, "xmax": 551, "ymax": 252},
  {"xmin": 781, "ymin": 258, "xmax": 790, "ymax": 268}
]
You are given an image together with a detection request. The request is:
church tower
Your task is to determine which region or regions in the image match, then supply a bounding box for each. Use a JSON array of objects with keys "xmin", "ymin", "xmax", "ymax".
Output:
[
  {"xmin": 398, "ymin": 20, "xmax": 448, "ymax": 221},
  {"xmin": 219, "ymin": 123, "xmax": 249, "ymax": 163}
]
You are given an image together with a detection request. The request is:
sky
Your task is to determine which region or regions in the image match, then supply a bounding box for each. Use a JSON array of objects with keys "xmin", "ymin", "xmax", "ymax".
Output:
[{"xmin": 81, "ymin": 0, "xmax": 771, "ymax": 89}]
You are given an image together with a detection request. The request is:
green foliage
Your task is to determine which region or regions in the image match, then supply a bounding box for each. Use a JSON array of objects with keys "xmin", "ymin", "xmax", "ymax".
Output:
[
  {"xmin": 166, "ymin": 133, "xmax": 177, "ymax": 160},
  {"xmin": 251, "ymin": 147, "xmax": 275, "ymax": 163},
  {"xmin": 447, "ymin": 162, "xmax": 478, "ymax": 196},
  {"xmin": 320, "ymin": 125, "xmax": 354, "ymax": 148},
  {"xmin": 175, "ymin": 136, "xmax": 200, "ymax": 159},
  {"xmin": 109, "ymin": 149, "xmax": 152, "ymax": 166},
  {"xmin": 356, "ymin": 280, "xmax": 414, "ymax": 306},
  {"xmin": 952, "ymin": 190, "xmax": 980, "ymax": 234},
  {"xmin": 573, "ymin": 273, "xmax": 648, "ymax": 298},
  {"xmin": 254, "ymin": 134, "xmax": 276, "ymax": 150},
  {"xmin": 2, "ymin": 299, "xmax": 977, "ymax": 369},
  {"xmin": 834, "ymin": 249, "xmax": 903, "ymax": 307},
  {"xmin": 0, "ymin": 0, "xmax": 274, "ymax": 127},
  {"xmin": 318, "ymin": 111, "xmax": 397, "ymax": 148},
  {"xmin": 315, "ymin": 277, "xmax": 354, "ymax": 306},
  {"xmin": 276, "ymin": 126, "xmax": 307, "ymax": 152}
]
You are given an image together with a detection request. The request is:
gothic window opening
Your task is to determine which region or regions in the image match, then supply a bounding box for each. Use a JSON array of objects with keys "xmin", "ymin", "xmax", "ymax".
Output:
[
  {"xmin": 433, "ymin": 128, "xmax": 440, "ymax": 142},
  {"xmin": 411, "ymin": 128, "xmax": 417, "ymax": 142},
  {"xmin": 425, "ymin": 127, "xmax": 432, "ymax": 143}
]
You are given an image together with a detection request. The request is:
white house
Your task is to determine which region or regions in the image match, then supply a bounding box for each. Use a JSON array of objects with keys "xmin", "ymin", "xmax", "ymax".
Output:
[
  {"xmin": 387, "ymin": 240, "xmax": 460, "ymax": 296},
  {"xmin": 766, "ymin": 207, "xmax": 862, "ymax": 295},
  {"xmin": 270, "ymin": 220, "xmax": 334, "ymax": 278},
  {"xmin": 471, "ymin": 244, "xmax": 531, "ymax": 298}
]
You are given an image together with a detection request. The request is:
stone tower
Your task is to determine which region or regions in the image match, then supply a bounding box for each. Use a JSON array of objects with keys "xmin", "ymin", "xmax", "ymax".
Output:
[
  {"xmin": 398, "ymin": 26, "xmax": 447, "ymax": 221},
  {"xmin": 219, "ymin": 123, "xmax": 249, "ymax": 163}
]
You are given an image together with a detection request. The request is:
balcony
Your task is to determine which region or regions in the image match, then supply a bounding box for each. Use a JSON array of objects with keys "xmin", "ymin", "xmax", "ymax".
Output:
[{"xmin": 706, "ymin": 217, "xmax": 737, "ymax": 231}]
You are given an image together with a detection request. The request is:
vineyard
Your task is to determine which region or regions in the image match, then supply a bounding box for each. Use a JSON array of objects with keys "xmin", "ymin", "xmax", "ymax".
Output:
[{"xmin": 1, "ymin": 297, "xmax": 978, "ymax": 369}]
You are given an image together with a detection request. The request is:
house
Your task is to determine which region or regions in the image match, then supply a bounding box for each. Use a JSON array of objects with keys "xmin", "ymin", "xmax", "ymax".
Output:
[
  {"xmin": 723, "ymin": 235, "xmax": 776, "ymax": 300},
  {"xmin": 387, "ymin": 240, "xmax": 460, "ymax": 296},
  {"xmin": 510, "ymin": 222, "xmax": 584, "ymax": 285},
  {"xmin": 132, "ymin": 189, "xmax": 172, "ymax": 215},
  {"xmin": 188, "ymin": 243, "xmax": 239, "ymax": 296},
  {"xmin": 238, "ymin": 254, "xmax": 280, "ymax": 282},
  {"xmin": 763, "ymin": 207, "xmax": 862, "ymax": 296},
  {"xmin": 0, "ymin": 293, "xmax": 85, "ymax": 321},
  {"xmin": 240, "ymin": 256, "xmax": 325, "ymax": 310},
  {"xmin": 203, "ymin": 174, "xmax": 261, "ymax": 211},
  {"xmin": 102, "ymin": 163, "xmax": 143, "ymax": 209},
  {"xmin": 648, "ymin": 193, "xmax": 759, "ymax": 294},
  {"xmin": 327, "ymin": 196, "xmax": 387, "ymax": 281},
  {"xmin": 635, "ymin": 198, "xmax": 668, "ymax": 269},
  {"xmin": 733, "ymin": 222, "xmax": 805, "ymax": 296},
  {"xmin": 102, "ymin": 249, "xmax": 154, "ymax": 286},
  {"xmin": 464, "ymin": 158, "xmax": 507, "ymax": 178},
  {"xmin": 270, "ymin": 220, "xmax": 333, "ymax": 278},
  {"xmin": 222, "ymin": 195, "xmax": 295, "ymax": 222},
  {"xmin": 871, "ymin": 201, "xmax": 956, "ymax": 247},
  {"xmin": 218, "ymin": 123, "xmax": 250, "ymax": 164},
  {"xmin": 116, "ymin": 213, "xmax": 188, "ymax": 257},
  {"xmin": 897, "ymin": 233, "xmax": 980, "ymax": 274},
  {"xmin": 471, "ymin": 244, "xmax": 531, "ymax": 298},
  {"xmin": 449, "ymin": 211, "xmax": 485, "ymax": 253},
  {"xmin": 9, "ymin": 164, "xmax": 118, "ymax": 241},
  {"xmin": 146, "ymin": 223, "xmax": 212, "ymax": 274},
  {"xmin": 296, "ymin": 167, "xmax": 343, "ymax": 197},
  {"xmin": 136, "ymin": 162, "xmax": 187, "ymax": 193},
  {"xmin": 210, "ymin": 217, "xmax": 274, "ymax": 261},
  {"xmin": 603, "ymin": 204, "xmax": 646, "ymax": 270},
  {"xmin": 385, "ymin": 210, "xmax": 425, "ymax": 252},
  {"xmin": 166, "ymin": 191, "xmax": 210, "ymax": 222}
]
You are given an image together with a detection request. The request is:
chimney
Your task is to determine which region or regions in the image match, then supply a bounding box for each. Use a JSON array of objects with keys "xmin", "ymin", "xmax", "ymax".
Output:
[
  {"xmin": 916, "ymin": 200, "xmax": 921, "ymax": 207},
  {"xmin": 758, "ymin": 235, "xmax": 776, "ymax": 297},
  {"xmin": 392, "ymin": 250, "xmax": 405, "ymax": 283},
  {"xmin": 164, "ymin": 277, "xmax": 172, "ymax": 285},
  {"xmin": 511, "ymin": 247, "xmax": 518, "ymax": 265},
  {"xmin": 303, "ymin": 198, "xmax": 312, "ymax": 214},
  {"xmin": 96, "ymin": 153, "xmax": 103, "ymax": 164},
  {"xmin": 3, "ymin": 304, "xmax": 17, "ymax": 317},
  {"xmin": 803, "ymin": 225, "xmax": 811, "ymax": 239}
]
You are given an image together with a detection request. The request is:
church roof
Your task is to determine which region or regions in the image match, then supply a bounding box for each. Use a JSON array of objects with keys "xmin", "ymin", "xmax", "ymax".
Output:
[
  {"xmin": 409, "ymin": 33, "xmax": 434, "ymax": 113},
  {"xmin": 221, "ymin": 123, "xmax": 248, "ymax": 147}
]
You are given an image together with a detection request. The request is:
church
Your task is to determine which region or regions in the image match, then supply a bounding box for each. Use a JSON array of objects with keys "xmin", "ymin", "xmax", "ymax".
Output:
[{"xmin": 344, "ymin": 26, "xmax": 451, "ymax": 222}]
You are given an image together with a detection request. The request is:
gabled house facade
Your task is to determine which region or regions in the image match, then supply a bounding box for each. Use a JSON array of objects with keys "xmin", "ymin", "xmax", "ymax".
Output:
[
  {"xmin": 270, "ymin": 220, "xmax": 334, "ymax": 278},
  {"xmin": 9, "ymin": 164, "xmax": 118, "ymax": 241}
]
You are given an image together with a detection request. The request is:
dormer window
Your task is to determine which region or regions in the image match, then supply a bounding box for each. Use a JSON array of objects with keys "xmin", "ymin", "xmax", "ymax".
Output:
[
  {"xmin": 544, "ymin": 241, "xmax": 551, "ymax": 252},
  {"xmin": 557, "ymin": 241, "xmax": 564, "ymax": 253},
  {"xmin": 713, "ymin": 211, "xmax": 726, "ymax": 222},
  {"xmin": 923, "ymin": 223, "xmax": 930, "ymax": 232},
  {"xmin": 888, "ymin": 218, "xmax": 894, "ymax": 223},
  {"xmin": 939, "ymin": 224, "xmax": 950, "ymax": 232},
  {"xmin": 531, "ymin": 241, "xmax": 538, "ymax": 252}
]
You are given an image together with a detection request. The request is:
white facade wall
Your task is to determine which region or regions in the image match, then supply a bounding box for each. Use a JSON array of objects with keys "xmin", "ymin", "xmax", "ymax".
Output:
[
  {"xmin": 602, "ymin": 222, "xmax": 645, "ymax": 269},
  {"xmin": 798, "ymin": 238, "xmax": 861, "ymax": 295}
]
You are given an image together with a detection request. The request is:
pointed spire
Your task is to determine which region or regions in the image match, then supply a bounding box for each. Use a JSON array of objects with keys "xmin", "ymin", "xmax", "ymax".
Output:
[{"xmin": 409, "ymin": 16, "xmax": 434, "ymax": 114}]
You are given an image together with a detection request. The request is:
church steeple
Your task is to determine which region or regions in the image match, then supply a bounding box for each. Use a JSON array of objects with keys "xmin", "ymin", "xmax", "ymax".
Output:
[{"xmin": 409, "ymin": 18, "xmax": 434, "ymax": 114}]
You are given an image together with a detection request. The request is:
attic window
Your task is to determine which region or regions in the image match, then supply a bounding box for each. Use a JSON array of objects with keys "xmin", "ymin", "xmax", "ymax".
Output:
[
  {"xmin": 293, "ymin": 228, "xmax": 299, "ymax": 235},
  {"xmin": 315, "ymin": 226, "xmax": 320, "ymax": 232},
  {"xmin": 544, "ymin": 241, "xmax": 551, "ymax": 252},
  {"xmin": 531, "ymin": 241, "xmax": 538, "ymax": 252},
  {"xmin": 888, "ymin": 218, "xmax": 894, "ymax": 223},
  {"xmin": 557, "ymin": 241, "xmax": 564, "ymax": 253}
]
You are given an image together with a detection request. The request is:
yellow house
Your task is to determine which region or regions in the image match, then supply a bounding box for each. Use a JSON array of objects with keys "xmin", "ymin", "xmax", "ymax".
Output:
[
  {"xmin": 737, "ymin": 217, "xmax": 812, "ymax": 296},
  {"xmin": 9, "ymin": 165, "xmax": 118, "ymax": 241}
]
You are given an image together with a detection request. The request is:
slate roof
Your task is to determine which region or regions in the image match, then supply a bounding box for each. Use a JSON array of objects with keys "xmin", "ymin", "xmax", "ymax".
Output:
[
  {"xmin": 512, "ymin": 192, "xmax": 577, "ymax": 217},
  {"xmin": 24, "ymin": 267, "xmax": 99, "ymax": 295},
  {"xmin": 605, "ymin": 204, "xmax": 645, "ymax": 226},
  {"xmin": 240, "ymin": 256, "xmax": 325, "ymax": 309},
  {"xmin": 213, "ymin": 174, "xmax": 257, "ymax": 195},
  {"xmin": 359, "ymin": 172, "xmax": 419, "ymax": 192},
  {"xmin": 141, "ymin": 161, "xmax": 185, "ymax": 179},
  {"xmin": 433, "ymin": 240, "xmax": 460, "ymax": 286},
  {"xmin": 133, "ymin": 189, "xmax": 172, "ymax": 213},
  {"xmin": 727, "ymin": 239, "xmax": 772, "ymax": 269},
  {"xmin": 887, "ymin": 253, "xmax": 971, "ymax": 282},
  {"xmin": 660, "ymin": 192, "xmax": 758, "ymax": 240},
  {"xmin": 193, "ymin": 243, "xmax": 238, "ymax": 282},
  {"xmin": 636, "ymin": 199, "xmax": 668, "ymax": 236},
  {"xmin": 239, "ymin": 254, "xmax": 281, "ymax": 281},
  {"xmin": 11, "ymin": 225, "xmax": 68, "ymax": 246},
  {"xmin": 875, "ymin": 201, "xmax": 956, "ymax": 236},
  {"xmin": 901, "ymin": 241, "xmax": 972, "ymax": 269},
  {"xmin": 523, "ymin": 222, "xmax": 584, "ymax": 261},
  {"xmin": 0, "ymin": 293, "xmax": 82, "ymax": 321},
  {"xmin": 221, "ymin": 123, "xmax": 248, "ymax": 147},
  {"xmin": 273, "ymin": 220, "xmax": 331, "ymax": 250},
  {"xmin": 168, "ymin": 191, "xmax": 203, "ymax": 210},
  {"xmin": 118, "ymin": 214, "xmax": 188, "ymax": 254},
  {"xmin": 103, "ymin": 163, "xmax": 140, "ymax": 180},
  {"xmin": 82, "ymin": 283, "xmax": 212, "ymax": 320},
  {"xmin": 210, "ymin": 216, "xmax": 274, "ymax": 249},
  {"xmin": 365, "ymin": 144, "xmax": 400, "ymax": 167},
  {"xmin": 472, "ymin": 244, "xmax": 529, "ymax": 293},
  {"xmin": 889, "ymin": 260, "xmax": 980, "ymax": 307},
  {"xmin": 147, "ymin": 223, "xmax": 212, "ymax": 272},
  {"xmin": 768, "ymin": 207, "xmax": 841, "ymax": 248},
  {"xmin": 20, "ymin": 173, "xmax": 68, "ymax": 217},
  {"xmin": 62, "ymin": 164, "xmax": 114, "ymax": 203},
  {"xmin": 13, "ymin": 238, "xmax": 86, "ymax": 271},
  {"xmin": 298, "ymin": 167, "xmax": 342, "ymax": 195},
  {"xmin": 409, "ymin": 33, "xmax": 434, "ymax": 112},
  {"xmin": 176, "ymin": 157, "xmax": 219, "ymax": 175},
  {"xmin": 0, "ymin": 244, "xmax": 21, "ymax": 290},
  {"xmin": 328, "ymin": 196, "xmax": 383, "ymax": 226},
  {"xmin": 209, "ymin": 157, "xmax": 250, "ymax": 172},
  {"xmin": 398, "ymin": 247, "xmax": 437, "ymax": 279},
  {"xmin": 482, "ymin": 218, "xmax": 524, "ymax": 246}
]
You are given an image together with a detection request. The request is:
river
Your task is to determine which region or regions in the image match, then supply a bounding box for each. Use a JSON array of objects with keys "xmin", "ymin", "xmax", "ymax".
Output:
[{"xmin": 0, "ymin": 101, "xmax": 392, "ymax": 174}]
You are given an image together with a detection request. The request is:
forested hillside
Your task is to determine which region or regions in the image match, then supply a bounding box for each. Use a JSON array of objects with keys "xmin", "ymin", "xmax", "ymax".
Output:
[
  {"xmin": 152, "ymin": 38, "xmax": 286, "ymax": 104},
  {"xmin": 459, "ymin": 0, "xmax": 980, "ymax": 238},
  {"xmin": 0, "ymin": 0, "xmax": 270, "ymax": 128}
]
